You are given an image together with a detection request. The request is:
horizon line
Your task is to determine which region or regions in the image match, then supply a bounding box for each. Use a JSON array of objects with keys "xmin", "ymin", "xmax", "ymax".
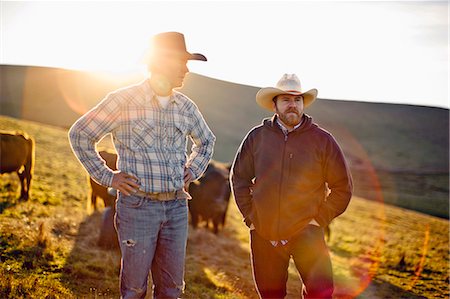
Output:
[{"xmin": 1, "ymin": 63, "xmax": 448, "ymax": 110}]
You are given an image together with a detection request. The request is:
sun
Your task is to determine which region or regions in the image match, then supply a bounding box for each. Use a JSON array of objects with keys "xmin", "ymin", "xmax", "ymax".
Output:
[{"xmin": 3, "ymin": 1, "xmax": 152, "ymax": 75}]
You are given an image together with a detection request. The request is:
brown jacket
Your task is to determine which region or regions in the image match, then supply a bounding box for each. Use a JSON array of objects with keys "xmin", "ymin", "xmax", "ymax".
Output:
[{"xmin": 231, "ymin": 114, "xmax": 353, "ymax": 240}]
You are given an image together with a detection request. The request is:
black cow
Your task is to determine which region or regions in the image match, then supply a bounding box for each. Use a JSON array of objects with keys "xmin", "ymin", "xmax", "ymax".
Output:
[
  {"xmin": 0, "ymin": 132, "xmax": 34, "ymax": 201},
  {"xmin": 188, "ymin": 161, "xmax": 231, "ymax": 234}
]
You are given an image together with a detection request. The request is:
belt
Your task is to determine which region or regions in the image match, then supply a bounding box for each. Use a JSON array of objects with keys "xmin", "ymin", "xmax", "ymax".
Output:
[{"xmin": 133, "ymin": 189, "xmax": 188, "ymax": 201}]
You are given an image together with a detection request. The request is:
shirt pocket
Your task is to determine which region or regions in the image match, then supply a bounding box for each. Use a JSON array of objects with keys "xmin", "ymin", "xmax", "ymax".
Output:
[
  {"xmin": 132, "ymin": 119, "xmax": 156, "ymax": 149},
  {"xmin": 172, "ymin": 122, "xmax": 189, "ymax": 150}
]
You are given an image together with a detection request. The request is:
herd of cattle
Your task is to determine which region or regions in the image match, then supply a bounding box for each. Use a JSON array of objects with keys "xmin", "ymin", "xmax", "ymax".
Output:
[
  {"xmin": 91, "ymin": 151, "xmax": 231, "ymax": 234},
  {"xmin": 1, "ymin": 132, "xmax": 232, "ymax": 249},
  {"xmin": 93, "ymin": 150, "xmax": 232, "ymax": 249},
  {"xmin": 1, "ymin": 131, "xmax": 330, "ymax": 250},
  {"xmin": 94, "ymin": 150, "xmax": 232, "ymax": 249}
]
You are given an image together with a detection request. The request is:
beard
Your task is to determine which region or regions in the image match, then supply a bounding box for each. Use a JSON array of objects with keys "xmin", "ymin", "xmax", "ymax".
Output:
[{"xmin": 277, "ymin": 108, "xmax": 303, "ymax": 127}]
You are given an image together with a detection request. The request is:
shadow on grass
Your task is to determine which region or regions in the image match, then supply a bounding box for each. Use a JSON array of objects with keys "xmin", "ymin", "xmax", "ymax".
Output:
[
  {"xmin": 184, "ymin": 225, "xmax": 258, "ymax": 299},
  {"xmin": 0, "ymin": 180, "xmax": 21, "ymax": 214},
  {"xmin": 60, "ymin": 207, "xmax": 254, "ymax": 299},
  {"xmin": 57, "ymin": 201, "xmax": 432, "ymax": 299},
  {"xmin": 0, "ymin": 198, "xmax": 18, "ymax": 214},
  {"xmin": 355, "ymin": 278, "xmax": 428, "ymax": 299},
  {"xmin": 60, "ymin": 209, "xmax": 121, "ymax": 298}
]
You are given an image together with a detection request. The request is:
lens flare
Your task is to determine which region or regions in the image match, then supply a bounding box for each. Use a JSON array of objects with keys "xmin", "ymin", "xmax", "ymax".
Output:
[{"xmin": 324, "ymin": 124, "xmax": 387, "ymax": 298}]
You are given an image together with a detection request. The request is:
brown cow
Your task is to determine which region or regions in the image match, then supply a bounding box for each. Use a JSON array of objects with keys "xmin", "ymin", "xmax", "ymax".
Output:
[
  {"xmin": 188, "ymin": 161, "xmax": 231, "ymax": 234},
  {"xmin": 89, "ymin": 150, "xmax": 117, "ymax": 211},
  {"xmin": 0, "ymin": 131, "xmax": 34, "ymax": 201},
  {"xmin": 87, "ymin": 150, "xmax": 119, "ymax": 249},
  {"xmin": 98, "ymin": 205, "xmax": 119, "ymax": 249}
]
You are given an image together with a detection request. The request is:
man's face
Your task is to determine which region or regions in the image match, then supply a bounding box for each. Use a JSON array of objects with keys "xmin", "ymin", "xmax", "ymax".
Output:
[
  {"xmin": 150, "ymin": 53, "xmax": 189, "ymax": 89},
  {"xmin": 273, "ymin": 94, "xmax": 304, "ymax": 127}
]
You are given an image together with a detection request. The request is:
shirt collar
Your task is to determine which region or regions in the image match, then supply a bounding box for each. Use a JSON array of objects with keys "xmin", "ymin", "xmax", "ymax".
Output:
[
  {"xmin": 144, "ymin": 78, "xmax": 181, "ymax": 106},
  {"xmin": 276, "ymin": 116, "xmax": 303, "ymax": 134}
]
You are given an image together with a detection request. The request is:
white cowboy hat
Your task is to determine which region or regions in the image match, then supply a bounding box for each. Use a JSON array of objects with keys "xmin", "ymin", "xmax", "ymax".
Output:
[{"xmin": 256, "ymin": 74, "xmax": 318, "ymax": 111}]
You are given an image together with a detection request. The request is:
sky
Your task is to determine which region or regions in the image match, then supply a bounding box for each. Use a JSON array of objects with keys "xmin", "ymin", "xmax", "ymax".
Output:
[{"xmin": 1, "ymin": 1, "xmax": 449, "ymax": 108}]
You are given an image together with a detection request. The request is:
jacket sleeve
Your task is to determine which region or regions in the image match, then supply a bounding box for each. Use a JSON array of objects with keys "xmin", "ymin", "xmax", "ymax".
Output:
[
  {"xmin": 68, "ymin": 92, "xmax": 121, "ymax": 187},
  {"xmin": 316, "ymin": 135, "xmax": 353, "ymax": 227},
  {"xmin": 231, "ymin": 132, "xmax": 255, "ymax": 227},
  {"xmin": 186, "ymin": 104, "xmax": 216, "ymax": 180}
]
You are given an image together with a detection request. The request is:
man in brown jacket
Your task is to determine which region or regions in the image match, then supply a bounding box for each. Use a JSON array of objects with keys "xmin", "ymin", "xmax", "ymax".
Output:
[{"xmin": 231, "ymin": 74, "xmax": 353, "ymax": 299}]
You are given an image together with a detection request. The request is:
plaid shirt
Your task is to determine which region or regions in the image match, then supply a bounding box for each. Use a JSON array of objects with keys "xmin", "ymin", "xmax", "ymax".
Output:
[{"xmin": 69, "ymin": 79, "xmax": 215, "ymax": 193}]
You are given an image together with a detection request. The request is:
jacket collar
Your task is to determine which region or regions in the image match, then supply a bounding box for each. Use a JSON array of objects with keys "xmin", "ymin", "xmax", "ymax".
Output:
[
  {"xmin": 269, "ymin": 114, "xmax": 305, "ymax": 128},
  {"xmin": 276, "ymin": 117, "xmax": 304, "ymax": 133},
  {"xmin": 265, "ymin": 114, "xmax": 315, "ymax": 134}
]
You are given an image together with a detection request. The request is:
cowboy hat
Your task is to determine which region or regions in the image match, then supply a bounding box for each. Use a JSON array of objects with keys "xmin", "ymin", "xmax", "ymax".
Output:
[
  {"xmin": 150, "ymin": 31, "xmax": 207, "ymax": 61},
  {"xmin": 256, "ymin": 74, "xmax": 318, "ymax": 111}
]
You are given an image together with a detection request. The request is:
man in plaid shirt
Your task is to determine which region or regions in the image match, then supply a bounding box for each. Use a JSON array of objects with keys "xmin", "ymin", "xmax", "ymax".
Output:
[{"xmin": 69, "ymin": 32, "xmax": 215, "ymax": 299}]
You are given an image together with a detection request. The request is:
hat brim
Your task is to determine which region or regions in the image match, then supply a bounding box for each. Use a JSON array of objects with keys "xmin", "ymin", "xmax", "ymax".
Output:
[
  {"xmin": 145, "ymin": 48, "xmax": 207, "ymax": 63},
  {"xmin": 256, "ymin": 87, "xmax": 318, "ymax": 111},
  {"xmin": 168, "ymin": 51, "xmax": 207, "ymax": 61},
  {"xmin": 188, "ymin": 53, "xmax": 207, "ymax": 61}
]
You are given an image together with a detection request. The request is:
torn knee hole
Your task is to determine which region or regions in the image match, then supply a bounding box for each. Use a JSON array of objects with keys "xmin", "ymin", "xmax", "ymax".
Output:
[{"xmin": 122, "ymin": 239, "xmax": 137, "ymax": 247}]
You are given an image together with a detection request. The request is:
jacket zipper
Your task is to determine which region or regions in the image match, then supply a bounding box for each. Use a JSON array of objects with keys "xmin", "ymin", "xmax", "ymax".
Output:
[{"xmin": 277, "ymin": 132, "xmax": 288, "ymax": 239}]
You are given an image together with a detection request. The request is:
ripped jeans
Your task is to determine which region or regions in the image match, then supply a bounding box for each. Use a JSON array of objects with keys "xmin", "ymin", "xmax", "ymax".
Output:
[{"xmin": 115, "ymin": 194, "xmax": 188, "ymax": 299}]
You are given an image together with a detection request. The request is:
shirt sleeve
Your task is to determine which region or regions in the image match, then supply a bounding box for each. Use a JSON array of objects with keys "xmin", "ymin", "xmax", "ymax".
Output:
[
  {"xmin": 316, "ymin": 135, "xmax": 353, "ymax": 227},
  {"xmin": 68, "ymin": 92, "xmax": 122, "ymax": 187},
  {"xmin": 185, "ymin": 104, "xmax": 216, "ymax": 180},
  {"xmin": 230, "ymin": 131, "xmax": 255, "ymax": 227}
]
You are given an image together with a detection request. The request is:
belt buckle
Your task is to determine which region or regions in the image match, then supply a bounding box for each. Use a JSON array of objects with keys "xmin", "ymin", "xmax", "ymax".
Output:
[
  {"xmin": 140, "ymin": 191, "xmax": 178, "ymax": 201},
  {"xmin": 159, "ymin": 191, "xmax": 176, "ymax": 201},
  {"xmin": 151, "ymin": 191, "xmax": 169, "ymax": 201},
  {"xmin": 161, "ymin": 192, "xmax": 173, "ymax": 201},
  {"xmin": 149, "ymin": 192, "xmax": 162, "ymax": 201}
]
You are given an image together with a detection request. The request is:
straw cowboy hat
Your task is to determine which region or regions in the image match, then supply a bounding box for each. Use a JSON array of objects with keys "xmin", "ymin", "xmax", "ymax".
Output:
[
  {"xmin": 150, "ymin": 31, "xmax": 207, "ymax": 61},
  {"xmin": 256, "ymin": 74, "xmax": 318, "ymax": 111}
]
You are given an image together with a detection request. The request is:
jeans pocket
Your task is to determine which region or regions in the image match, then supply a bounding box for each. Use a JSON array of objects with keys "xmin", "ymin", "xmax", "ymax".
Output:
[
  {"xmin": 119, "ymin": 195, "xmax": 145, "ymax": 208},
  {"xmin": 175, "ymin": 199, "xmax": 188, "ymax": 208}
]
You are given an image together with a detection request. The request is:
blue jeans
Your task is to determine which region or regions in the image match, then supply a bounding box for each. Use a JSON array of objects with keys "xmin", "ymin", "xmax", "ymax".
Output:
[{"xmin": 114, "ymin": 194, "xmax": 189, "ymax": 299}]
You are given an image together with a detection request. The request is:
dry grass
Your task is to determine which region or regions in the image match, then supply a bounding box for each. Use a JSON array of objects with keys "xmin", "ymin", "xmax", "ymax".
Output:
[{"xmin": 0, "ymin": 115, "xmax": 448, "ymax": 298}]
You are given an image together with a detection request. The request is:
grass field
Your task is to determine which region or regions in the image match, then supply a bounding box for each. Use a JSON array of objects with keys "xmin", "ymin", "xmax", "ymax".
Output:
[
  {"xmin": 2, "ymin": 65, "xmax": 449, "ymax": 218},
  {"xmin": 180, "ymin": 74, "xmax": 449, "ymax": 219},
  {"xmin": 0, "ymin": 115, "xmax": 449, "ymax": 298}
]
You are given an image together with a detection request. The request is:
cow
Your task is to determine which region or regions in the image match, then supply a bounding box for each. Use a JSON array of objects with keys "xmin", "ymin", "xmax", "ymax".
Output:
[
  {"xmin": 0, "ymin": 131, "xmax": 34, "ymax": 201},
  {"xmin": 188, "ymin": 161, "xmax": 231, "ymax": 234},
  {"xmin": 86, "ymin": 150, "xmax": 119, "ymax": 249},
  {"xmin": 97, "ymin": 204, "xmax": 119, "ymax": 250},
  {"xmin": 89, "ymin": 150, "xmax": 118, "ymax": 211}
]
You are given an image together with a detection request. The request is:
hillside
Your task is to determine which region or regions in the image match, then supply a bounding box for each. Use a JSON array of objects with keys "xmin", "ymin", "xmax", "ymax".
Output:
[
  {"xmin": 1, "ymin": 64, "xmax": 448, "ymax": 218},
  {"xmin": 0, "ymin": 116, "xmax": 449, "ymax": 298},
  {"xmin": 181, "ymin": 74, "xmax": 449, "ymax": 219}
]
